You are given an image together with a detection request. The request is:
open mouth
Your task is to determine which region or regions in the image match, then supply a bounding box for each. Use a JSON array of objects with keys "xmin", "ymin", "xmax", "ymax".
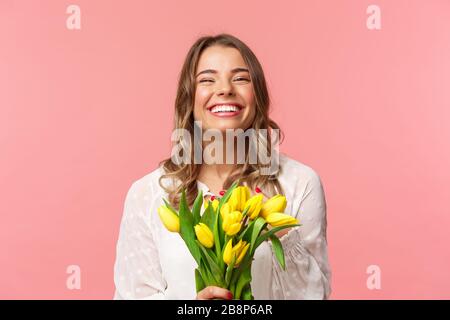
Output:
[{"xmin": 207, "ymin": 104, "xmax": 243, "ymax": 117}]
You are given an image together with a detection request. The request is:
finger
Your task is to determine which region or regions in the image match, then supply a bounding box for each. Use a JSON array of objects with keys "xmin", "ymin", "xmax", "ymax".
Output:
[{"xmin": 198, "ymin": 286, "xmax": 233, "ymax": 300}]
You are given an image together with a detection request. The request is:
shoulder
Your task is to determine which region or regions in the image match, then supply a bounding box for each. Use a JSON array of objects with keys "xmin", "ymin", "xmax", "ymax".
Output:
[
  {"xmin": 121, "ymin": 165, "xmax": 174, "ymax": 227},
  {"xmin": 278, "ymin": 153, "xmax": 324, "ymax": 190},
  {"xmin": 124, "ymin": 165, "xmax": 168, "ymax": 205},
  {"xmin": 277, "ymin": 153, "xmax": 327, "ymax": 221}
]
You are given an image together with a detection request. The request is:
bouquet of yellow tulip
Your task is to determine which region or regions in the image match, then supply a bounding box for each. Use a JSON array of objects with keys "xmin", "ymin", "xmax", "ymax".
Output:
[{"xmin": 157, "ymin": 181, "xmax": 300, "ymax": 300}]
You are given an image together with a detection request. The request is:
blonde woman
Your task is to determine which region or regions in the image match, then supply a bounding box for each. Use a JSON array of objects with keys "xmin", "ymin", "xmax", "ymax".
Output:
[{"xmin": 113, "ymin": 34, "xmax": 331, "ymax": 300}]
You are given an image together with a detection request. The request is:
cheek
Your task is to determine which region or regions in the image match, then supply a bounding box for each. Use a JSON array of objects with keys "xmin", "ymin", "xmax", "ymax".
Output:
[
  {"xmin": 240, "ymin": 87, "xmax": 256, "ymax": 118},
  {"xmin": 195, "ymin": 88, "xmax": 211, "ymax": 103},
  {"xmin": 193, "ymin": 88, "xmax": 211, "ymax": 118}
]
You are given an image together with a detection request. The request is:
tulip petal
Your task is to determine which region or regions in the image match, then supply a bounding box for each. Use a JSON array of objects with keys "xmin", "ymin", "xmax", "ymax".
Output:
[
  {"xmin": 266, "ymin": 212, "xmax": 298, "ymax": 227},
  {"xmin": 158, "ymin": 206, "xmax": 180, "ymax": 233},
  {"xmin": 260, "ymin": 195, "xmax": 287, "ymax": 219},
  {"xmin": 236, "ymin": 243, "xmax": 250, "ymax": 266},
  {"xmin": 223, "ymin": 238, "xmax": 234, "ymax": 265},
  {"xmin": 195, "ymin": 223, "xmax": 214, "ymax": 248}
]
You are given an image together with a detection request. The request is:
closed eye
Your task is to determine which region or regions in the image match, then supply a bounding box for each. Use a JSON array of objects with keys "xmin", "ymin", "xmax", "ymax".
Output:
[{"xmin": 198, "ymin": 78, "xmax": 250, "ymax": 83}]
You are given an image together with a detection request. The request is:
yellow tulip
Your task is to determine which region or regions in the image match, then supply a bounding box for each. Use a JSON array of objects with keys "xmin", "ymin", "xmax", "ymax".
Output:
[
  {"xmin": 222, "ymin": 210, "xmax": 243, "ymax": 236},
  {"xmin": 223, "ymin": 239, "xmax": 250, "ymax": 266},
  {"xmin": 194, "ymin": 223, "xmax": 214, "ymax": 248},
  {"xmin": 157, "ymin": 205, "xmax": 180, "ymax": 233},
  {"xmin": 220, "ymin": 202, "xmax": 231, "ymax": 221},
  {"xmin": 235, "ymin": 242, "xmax": 250, "ymax": 265},
  {"xmin": 265, "ymin": 212, "xmax": 299, "ymax": 227},
  {"xmin": 211, "ymin": 199, "xmax": 219, "ymax": 211},
  {"xmin": 204, "ymin": 199, "xmax": 219, "ymax": 212},
  {"xmin": 223, "ymin": 239, "xmax": 234, "ymax": 265},
  {"xmin": 244, "ymin": 194, "xmax": 263, "ymax": 219},
  {"xmin": 260, "ymin": 195, "xmax": 287, "ymax": 219},
  {"xmin": 228, "ymin": 186, "xmax": 251, "ymax": 212}
]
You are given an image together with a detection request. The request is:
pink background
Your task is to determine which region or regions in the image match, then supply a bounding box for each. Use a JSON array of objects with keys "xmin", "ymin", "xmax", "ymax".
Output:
[{"xmin": 1, "ymin": 0, "xmax": 449, "ymax": 299}]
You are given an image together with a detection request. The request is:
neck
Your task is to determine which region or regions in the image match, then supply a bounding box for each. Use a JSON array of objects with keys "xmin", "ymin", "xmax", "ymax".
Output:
[{"xmin": 198, "ymin": 136, "xmax": 241, "ymax": 182}]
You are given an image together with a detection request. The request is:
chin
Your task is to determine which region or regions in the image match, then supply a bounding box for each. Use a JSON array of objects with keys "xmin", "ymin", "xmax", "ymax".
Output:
[{"xmin": 208, "ymin": 121, "xmax": 247, "ymax": 132}]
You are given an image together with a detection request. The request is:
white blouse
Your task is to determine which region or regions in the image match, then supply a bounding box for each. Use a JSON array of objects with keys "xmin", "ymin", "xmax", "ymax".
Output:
[{"xmin": 113, "ymin": 153, "xmax": 331, "ymax": 300}]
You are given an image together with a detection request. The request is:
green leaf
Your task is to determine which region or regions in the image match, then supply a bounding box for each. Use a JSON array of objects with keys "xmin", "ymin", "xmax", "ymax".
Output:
[
  {"xmin": 213, "ymin": 202, "xmax": 222, "ymax": 259},
  {"xmin": 230, "ymin": 281, "xmax": 236, "ymax": 299},
  {"xmin": 205, "ymin": 244, "xmax": 218, "ymax": 261},
  {"xmin": 269, "ymin": 234, "xmax": 286, "ymax": 270},
  {"xmin": 195, "ymin": 268, "xmax": 206, "ymax": 293},
  {"xmin": 235, "ymin": 266, "xmax": 252, "ymax": 300},
  {"xmin": 229, "ymin": 253, "xmax": 252, "ymax": 291},
  {"xmin": 238, "ymin": 219, "xmax": 255, "ymax": 243},
  {"xmin": 192, "ymin": 190, "xmax": 203, "ymax": 225},
  {"xmin": 179, "ymin": 189, "xmax": 191, "ymax": 217},
  {"xmin": 179, "ymin": 190, "xmax": 202, "ymax": 266},
  {"xmin": 202, "ymin": 263, "xmax": 219, "ymax": 287},
  {"xmin": 241, "ymin": 285, "xmax": 254, "ymax": 300},
  {"xmin": 254, "ymin": 224, "xmax": 301, "ymax": 250},
  {"xmin": 162, "ymin": 198, "xmax": 179, "ymax": 216},
  {"xmin": 199, "ymin": 260, "xmax": 215, "ymax": 286},
  {"xmin": 225, "ymin": 254, "xmax": 236, "ymax": 287},
  {"xmin": 250, "ymin": 217, "xmax": 267, "ymax": 253},
  {"xmin": 217, "ymin": 206, "xmax": 224, "ymax": 249},
  {"xmin": 200, "ymin": 202, "xmax": 215, "ymax": 231},
  {"xmin": 197, "ymin": 241, "xmax": 224, "ymax": 286}
]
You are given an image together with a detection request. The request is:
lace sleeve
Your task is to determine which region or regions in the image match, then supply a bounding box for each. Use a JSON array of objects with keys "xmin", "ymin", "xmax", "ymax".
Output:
[
  {"xmin": 270, "ymin": 172, "xmax": 331, "ymax": 299},
  {"xmin": 113, "ymin": 181, "xmax": 167, "ymax": 299}
]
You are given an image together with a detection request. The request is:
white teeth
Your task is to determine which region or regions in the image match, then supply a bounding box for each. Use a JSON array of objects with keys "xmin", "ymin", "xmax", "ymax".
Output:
[{"xmin": 210, "ymin": 105, "xmax": 241, "ymax": 113}]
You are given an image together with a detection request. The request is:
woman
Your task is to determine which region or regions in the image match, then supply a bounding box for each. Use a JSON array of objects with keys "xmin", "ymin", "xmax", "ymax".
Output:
[{"xmin": 113, "ymin": 34, "xmax": 331, "ymax": 300}]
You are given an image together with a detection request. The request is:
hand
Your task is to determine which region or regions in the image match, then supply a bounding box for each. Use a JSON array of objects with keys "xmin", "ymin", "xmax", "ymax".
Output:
[
  {"xmin": 267, "ymin": 224, "xmax": 291, "ymax": 239},
  {"xmin": 196, "ymin": 286, "xmax": 233, "ymax": 300},
  {"xmin": 275, "ymin": 227, "xmax": 291, "ymax": 238}
]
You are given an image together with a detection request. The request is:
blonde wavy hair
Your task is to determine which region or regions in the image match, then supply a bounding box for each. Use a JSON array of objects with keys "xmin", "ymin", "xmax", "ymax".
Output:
[{"xmin": 159, "ymin": 33, "xmax": 285, "ymax": 207}]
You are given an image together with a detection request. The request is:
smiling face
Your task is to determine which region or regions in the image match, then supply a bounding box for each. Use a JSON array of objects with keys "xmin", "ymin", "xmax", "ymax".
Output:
[{"xmin": 193, "ymin": 45, "xmax": 256, "ymax": 132}]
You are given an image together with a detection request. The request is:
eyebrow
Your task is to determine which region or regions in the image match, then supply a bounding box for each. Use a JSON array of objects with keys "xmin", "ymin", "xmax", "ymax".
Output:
[{"xmin": 195, "ymin": 67, "xmax": 249, "ymax": 78}]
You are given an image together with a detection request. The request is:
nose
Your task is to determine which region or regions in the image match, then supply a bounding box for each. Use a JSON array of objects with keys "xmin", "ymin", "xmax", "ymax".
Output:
[{"xmin": 216, "ymin": 81, "xmax": 235, "ymax": 96}]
